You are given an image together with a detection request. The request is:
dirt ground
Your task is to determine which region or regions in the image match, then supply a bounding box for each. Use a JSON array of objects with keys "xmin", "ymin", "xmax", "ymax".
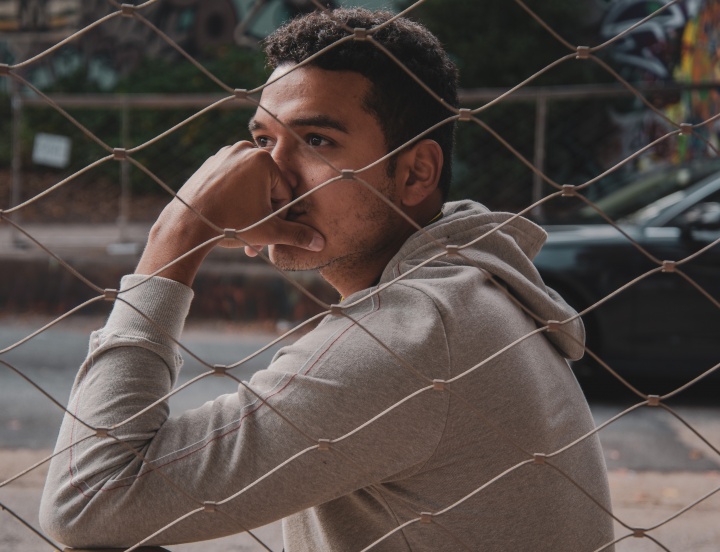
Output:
[{"xmin": 1, "ymin": 169, "xmax": 167, "ymax": 224}]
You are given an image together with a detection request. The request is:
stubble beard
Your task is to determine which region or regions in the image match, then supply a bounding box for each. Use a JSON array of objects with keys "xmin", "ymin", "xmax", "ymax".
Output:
[{"xmin": 269, "ymin": 184, "xmax": 404, "ymax": 280}]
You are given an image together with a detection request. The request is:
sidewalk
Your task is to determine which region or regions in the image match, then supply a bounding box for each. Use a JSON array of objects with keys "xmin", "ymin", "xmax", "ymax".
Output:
[
  {"xmin": 0, "ymin": 221, "xmax": 338, "ymax": 322},
  {"xmin": 0, "ymin": 222, "xmax": 151, "ymax": 260}
]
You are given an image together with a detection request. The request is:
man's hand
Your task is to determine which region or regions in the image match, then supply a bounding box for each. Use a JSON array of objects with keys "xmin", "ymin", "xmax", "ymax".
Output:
[{"xmin": 135, "ymin": 141, "xmax": 324, "ymax": 285}]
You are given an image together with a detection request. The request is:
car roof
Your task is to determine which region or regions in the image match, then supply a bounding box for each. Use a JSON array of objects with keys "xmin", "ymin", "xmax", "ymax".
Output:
[
  {"xmin": 640, "ymin": 171, "xmax": 720, "ymax": 227},
  {"xmin": 542, "ymin": 160, "xmax": 720, "ymax": 226}
]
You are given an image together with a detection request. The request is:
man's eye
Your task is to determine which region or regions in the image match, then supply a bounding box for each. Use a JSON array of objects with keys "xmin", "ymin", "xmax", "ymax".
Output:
[
  {"xmin": 255, "ymin": 137, "xmax": 272, "ymax": 148},
  {"xmin": 307, "ymin": 135, "xmax": 330, "ymax": 147}
]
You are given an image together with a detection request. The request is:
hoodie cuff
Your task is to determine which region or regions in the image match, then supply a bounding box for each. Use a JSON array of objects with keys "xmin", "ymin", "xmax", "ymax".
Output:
[{"xmin": 104, "ymin": 274, "xmax": 194, "ymax": 349}]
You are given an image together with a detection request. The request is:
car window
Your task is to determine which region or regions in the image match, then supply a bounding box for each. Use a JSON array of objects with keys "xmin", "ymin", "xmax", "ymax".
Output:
[
  {"xmin": 588, "ymin": 168, "xmax": 694, "ymax": 222},
  {"xmin": 620, "ymin": 190, "xmax": 689, "ymax": 225},
  {"xmin": 664, "ymin": 189, "xmax": 720, "ymax": 227},
  {"xmin": 545, "ymin": 160, "xmax": 720, "ymax": 224}
]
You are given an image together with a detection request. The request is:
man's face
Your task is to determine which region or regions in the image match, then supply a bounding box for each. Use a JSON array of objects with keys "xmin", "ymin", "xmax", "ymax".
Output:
[{"xmin": 249, "ymin": 65, "xmax": 409, "ymax": 281}]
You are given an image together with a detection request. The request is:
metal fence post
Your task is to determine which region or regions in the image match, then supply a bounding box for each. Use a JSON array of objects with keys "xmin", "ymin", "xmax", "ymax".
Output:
[
  {"xmin": 10, "ymin": 76, "xmax": 23, "ymax": 248},
  {"xmin": 532, "ymin": 94, "xmax": 547, "ymax": 222},
  {"xmin": 118, "ymin": 95, "xmax": 131, "ymax": 242}
]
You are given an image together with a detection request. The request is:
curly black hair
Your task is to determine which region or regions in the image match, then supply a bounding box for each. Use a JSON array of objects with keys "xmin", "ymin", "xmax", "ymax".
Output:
[{"xmin": 263, "ymin": 8, "xmax": 459, "ymax": 199}]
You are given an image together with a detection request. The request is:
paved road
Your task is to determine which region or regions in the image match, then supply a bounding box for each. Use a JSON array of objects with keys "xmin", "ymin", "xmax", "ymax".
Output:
[
  {"xmin": 2, "ymin": 317, "xmax": 720, "ymax": 551},
  {"xmin": 2, "ymin": 317, "xmax": 719, "ymax": 471},
  {"xmin": 0, "ymin": 317, "xmax": 284, "ymax": 448}
]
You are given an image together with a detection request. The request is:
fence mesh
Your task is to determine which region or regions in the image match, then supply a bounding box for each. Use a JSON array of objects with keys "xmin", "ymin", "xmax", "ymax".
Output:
[{"xmin": 1, "ymin": 0, "xmax": 719, "ymax": 550}]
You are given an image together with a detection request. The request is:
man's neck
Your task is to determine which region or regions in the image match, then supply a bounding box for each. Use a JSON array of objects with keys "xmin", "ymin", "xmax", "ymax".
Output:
[
  {"xmin": 322, "ymin": 204, "xmax": 444, "ymax": 299},
  {"xmin": 319, "ymin": 236, "xmax": 408, "ymax": 299}
]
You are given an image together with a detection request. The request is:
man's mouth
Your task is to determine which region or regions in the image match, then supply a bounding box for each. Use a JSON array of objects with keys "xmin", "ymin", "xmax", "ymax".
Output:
[
  {"xmin": 286, "ymin": 209, "xmax": 306, "ymax": 222},
  {"xmin": 287, "ymin": 200, "xmax": 311, "ymax": 221}
]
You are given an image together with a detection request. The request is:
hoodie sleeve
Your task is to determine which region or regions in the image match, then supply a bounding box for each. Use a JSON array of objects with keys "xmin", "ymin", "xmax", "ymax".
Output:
[{"xmin": 39, "ymin": 275, "xmax": 450, "ymax": 549}]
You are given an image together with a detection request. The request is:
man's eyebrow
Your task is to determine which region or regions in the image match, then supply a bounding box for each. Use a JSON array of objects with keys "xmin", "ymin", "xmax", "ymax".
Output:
[
  {"xmin": 248, "ymin": 117, "xmax": 263, "ymax": 132},
  {"xmin": 288, "ymin": 115, "xmax": 349, "ymax": 133},
  {"xmin": 248, "ymin": 115, "xmax": 349, "ymax": 134}
]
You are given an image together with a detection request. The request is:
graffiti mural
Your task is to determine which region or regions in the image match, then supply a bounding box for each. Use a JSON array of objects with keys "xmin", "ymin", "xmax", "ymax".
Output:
[
  {"xmin": 600, "ymin": 0, "xmax": 694, "ymax": 81},
  {"xmin": 600, "ymin": 0, "xmax": 719, "ymax": 168},
  {"xmin": 0, "ymin": 0, "xmax": 339, "ymax": 91},
  {"xmin": 673, "ymin": 0, "xmax": 720, "ymax": 158}
]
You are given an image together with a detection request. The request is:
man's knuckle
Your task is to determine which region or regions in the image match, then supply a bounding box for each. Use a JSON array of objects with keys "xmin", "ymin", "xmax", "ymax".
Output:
[{"xmin": 294, "ymin": 228, "xmax": 308, "ymax": 245}]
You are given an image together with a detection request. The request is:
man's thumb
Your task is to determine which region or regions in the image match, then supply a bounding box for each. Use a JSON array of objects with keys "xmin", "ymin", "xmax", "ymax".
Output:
[{"xmin": 270, "ymin": 219, "xmax": 325, "ymax": 251}]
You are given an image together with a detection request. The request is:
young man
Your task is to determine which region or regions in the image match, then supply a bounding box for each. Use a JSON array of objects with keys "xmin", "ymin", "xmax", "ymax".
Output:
[{"xmin": 41, "ymin": 8, "xmax": 614, "ymax": 552}]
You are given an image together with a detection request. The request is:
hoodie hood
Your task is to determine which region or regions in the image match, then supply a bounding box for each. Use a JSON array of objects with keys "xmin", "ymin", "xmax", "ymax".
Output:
[{"xmin": 379, "ymin": 200, "xmax": 585, "ymax": 360}]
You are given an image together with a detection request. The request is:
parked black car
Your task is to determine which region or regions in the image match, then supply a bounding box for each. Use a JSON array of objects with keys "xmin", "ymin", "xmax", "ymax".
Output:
[{"xmin": 534, "ymin": 163, "xmax": 720, "ymax": 382}]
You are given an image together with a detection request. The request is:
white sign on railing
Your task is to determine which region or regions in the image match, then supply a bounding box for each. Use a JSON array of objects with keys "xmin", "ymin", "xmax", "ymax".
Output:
[{"xmin": 32, "ymin": 132, "xmax": 71, "ymax": 168}]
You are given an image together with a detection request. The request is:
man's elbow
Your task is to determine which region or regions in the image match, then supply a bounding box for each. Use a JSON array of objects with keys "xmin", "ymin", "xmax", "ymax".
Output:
[{"xmin": 39, "ymin": 484, "xmax": 106, "ymax": 548}]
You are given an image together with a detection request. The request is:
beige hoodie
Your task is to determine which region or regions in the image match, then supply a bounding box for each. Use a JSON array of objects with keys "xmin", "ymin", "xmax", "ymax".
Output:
[{"xmin": 41, "ymin": 200, "xmax": 614, "ymax": 551}]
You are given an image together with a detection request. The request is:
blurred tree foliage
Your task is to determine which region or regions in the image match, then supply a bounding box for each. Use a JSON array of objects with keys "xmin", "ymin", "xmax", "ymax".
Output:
[
  {"xmin": 6, "ymin": 2, "xmax": 625, "ymax": 210},
  {"xmin": 400, "ymin": 0, "xmax": 601, "ymax": 89},
  {"xmin": 398, "ymin": 0, "xmax": 618, "ymax": 211},
  {"xmin": 10, "ymin": 45, "xmax": 268, "ymax": 196}
]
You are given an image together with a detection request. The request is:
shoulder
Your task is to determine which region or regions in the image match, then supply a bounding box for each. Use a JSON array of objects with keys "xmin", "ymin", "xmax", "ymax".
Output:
[{"xmin": 270, "ymin": 282, "xmax": 451, "ymax": 385}]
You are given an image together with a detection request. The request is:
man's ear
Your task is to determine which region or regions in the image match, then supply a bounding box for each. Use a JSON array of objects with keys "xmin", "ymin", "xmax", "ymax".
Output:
[{"xmin": 397, "ymin": 139, "xmax": 443, "ymax": 207}]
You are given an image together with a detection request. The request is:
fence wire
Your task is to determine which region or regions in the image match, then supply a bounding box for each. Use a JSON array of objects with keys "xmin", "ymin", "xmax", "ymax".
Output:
[{"xmin": 1, "ymin": 0, "xmax": 719, "ymax": 551}]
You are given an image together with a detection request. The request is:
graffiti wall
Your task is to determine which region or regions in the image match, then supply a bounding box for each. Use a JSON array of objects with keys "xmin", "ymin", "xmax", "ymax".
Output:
[
  {"xmin": 600, "ymin": 0, "xmax": 720, "ymax": 168},
  {"xmin": 0, "ymin": 0, "xmax": 345, "ymax": 92}
]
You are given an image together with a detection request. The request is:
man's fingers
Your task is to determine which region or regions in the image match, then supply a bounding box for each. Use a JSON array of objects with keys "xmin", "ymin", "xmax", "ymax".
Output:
[
  {"xmin": 244, "ymin": 245, "xmax": 262, "ymax": 257},
  {"xmin": 266, "ymin": 219, "xmax": 325, "ymax": 251}
]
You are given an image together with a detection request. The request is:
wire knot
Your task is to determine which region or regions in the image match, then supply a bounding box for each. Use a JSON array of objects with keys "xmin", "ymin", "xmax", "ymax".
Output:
[
  {"xmin": 213, "ymin": 364, "xmax": 228, "ymax": 377},
  {"xmin": 0, "ymin": 64, "xmax": 10, "ymax": 75},
  {"xmin": 661, "ymin": 260, "xmax": 676, "ymax": 273},
  {"xmin": 546, "ymin": 320, "xmax": 561, "ymax": 333},
  {"xmin": 234, "ymin": 89, "xmax": 249, "ymax": 100},
  {"xmin": 576, "ymin": 46, "xmax": 591, "ymax": 59},
  {"xmin": 341, "ymin": 169, "xmax": 355, "ymax": 180},
  {"xmin": 353, "ymin": 28, "xmax": 369, "ymax": 41},
  {"xmin": 223, "ymin": 228, "xmax": 237, "ymax": 240},
  {"xmin": 420, "ymin": 512, "xmax": 433, "ymax": 524},
  {"xmin": 680, "ymin": 123, "xmax": 693, "ymax": 135},
  {"xmin": 445, "ymin": 245, "xmax": 460, "ymax": 256},
  {"xmin": 458, "ymin": 108, "xmax": 473, "ymax": 121},
  {"xmin": 561, "ymin": 184, "xmax": 576, "ymax": 197},
  {"xmin": 103, "ymin": 289, "xmax": 118, "ymax": 302},
  {"xmin": 120, "ymin": 4, "xmax": 136, "ymax": 17},
  {"xmin": 533, "ymin": 453, "xmax": 546, "ymax": 464},
  {"xmin": 318, "ymin": 439, "xmax": 331, "ymax": 451},
  {"xmin": 113, "ymin": 148, "xmax": 128, "ymax": 160},
  {"xmin": 203, "ymin": 501, "xmax": 217, "ymax": 512},
  {"xmin": 647, "ymin": 395, "xmax": 661, "ymax": 407},
  {"xmin": 432, "ymin": 380, "xmax": 446, "ymax": 391}
]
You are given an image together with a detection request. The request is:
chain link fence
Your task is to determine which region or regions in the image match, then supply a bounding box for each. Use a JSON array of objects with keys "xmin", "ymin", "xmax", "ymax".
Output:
[{"xmin": 1, "ymin": 0, "xmax": 719, "ymax": 550}]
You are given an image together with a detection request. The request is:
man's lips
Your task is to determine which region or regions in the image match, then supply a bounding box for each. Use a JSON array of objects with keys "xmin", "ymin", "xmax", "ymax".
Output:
[
  {"xmin": 286, "ymin": 208, "xmax": 322, "ymax": 241},
  {"xmin": 286, "ymin": 200, "xmax": 311, "ymax": 221},
  {"xmin": 286, "ymin": 209, "xmax": 307, "ymax": 222}
]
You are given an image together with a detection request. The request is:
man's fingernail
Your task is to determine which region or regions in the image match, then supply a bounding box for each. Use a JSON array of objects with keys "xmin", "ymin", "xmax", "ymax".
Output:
[{"xmin": 309, "ymin": 235, "xmax": 324, "ymax": 251}]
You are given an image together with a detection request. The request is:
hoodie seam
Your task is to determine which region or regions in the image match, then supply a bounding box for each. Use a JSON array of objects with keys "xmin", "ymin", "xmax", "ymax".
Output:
[{"xmin": 393, "ymin": 281, "xmax": 452, "ymax": 474}]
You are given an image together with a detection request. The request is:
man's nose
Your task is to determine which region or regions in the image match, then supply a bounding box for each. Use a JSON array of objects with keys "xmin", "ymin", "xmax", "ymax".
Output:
[{"xmin": 270, "ymin": 139, "xmax": 300, "ymax": 190}]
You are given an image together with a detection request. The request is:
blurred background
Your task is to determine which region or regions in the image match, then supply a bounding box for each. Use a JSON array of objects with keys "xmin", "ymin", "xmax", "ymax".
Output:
[
  {"xmin": 2, "ymin": 0, "xmax": 719, "ymax": 314},
  {"xmin": 2, "ymin": 0, "xmax": 718, "ymax": 220},
  {"xmin": 1, "ymin": 2, "xmax": 720, "ymax": 549}
]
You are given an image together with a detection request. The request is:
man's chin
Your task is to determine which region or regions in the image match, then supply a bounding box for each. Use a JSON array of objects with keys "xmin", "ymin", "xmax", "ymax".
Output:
[{"xmin": 269, "ymin": 244, "xmax": 325, "ymax": 271}]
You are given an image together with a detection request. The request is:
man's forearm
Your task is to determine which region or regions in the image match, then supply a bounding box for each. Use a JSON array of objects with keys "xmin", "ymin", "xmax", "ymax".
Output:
[
  {"xmin": 39, "ymin": 275, "xmax": 194, "ymax": 547},
  {"xmin": 135, "ymin": 210, "xmax": 218, "ymax": 286}
]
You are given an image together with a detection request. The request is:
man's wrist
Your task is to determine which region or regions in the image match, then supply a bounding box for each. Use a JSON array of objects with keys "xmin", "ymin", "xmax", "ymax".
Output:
[{"xmin": 136, "ymin": 218, "xmax": 217, "ymax": 286}]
